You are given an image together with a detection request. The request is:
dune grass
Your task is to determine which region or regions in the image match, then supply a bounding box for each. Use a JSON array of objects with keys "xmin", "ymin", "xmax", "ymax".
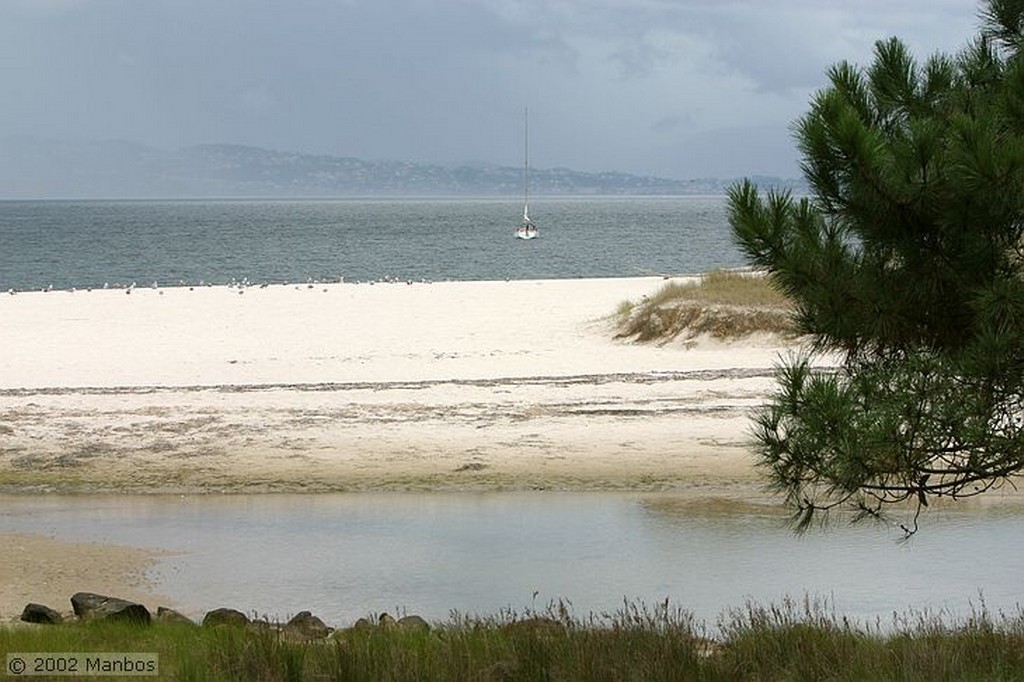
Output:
[
  {"xmin": 5, "ymin": 599, "xmax": 1024, "ymax": 681},
  {"xmin": 615, "ymin": 269, "xmax": 797, "ymax": 343}
]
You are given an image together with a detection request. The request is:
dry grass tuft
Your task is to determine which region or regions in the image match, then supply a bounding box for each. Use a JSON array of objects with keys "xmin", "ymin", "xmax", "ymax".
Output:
[{"xmin": 614, "ymin": 269, "xmax": 797, "ymax": 343}]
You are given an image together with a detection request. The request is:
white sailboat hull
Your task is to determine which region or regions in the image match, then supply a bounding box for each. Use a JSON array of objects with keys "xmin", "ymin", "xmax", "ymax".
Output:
[{"xmin": 515, "ymin": 224, "xmax": 539, "ymax": 240}]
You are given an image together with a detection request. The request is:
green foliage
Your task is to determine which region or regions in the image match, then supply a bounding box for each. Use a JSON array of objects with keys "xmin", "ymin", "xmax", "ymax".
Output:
[
  {"xmin": 5, "ymin": 600, "xmax": 1024, "ymax": 680},
  {"xmin": 729, "ymin": 0, "xmax": 1024, "ymax": 533}
]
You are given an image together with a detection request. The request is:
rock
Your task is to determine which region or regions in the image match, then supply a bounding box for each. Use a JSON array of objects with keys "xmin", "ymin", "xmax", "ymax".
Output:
[
  {"xmin": 70, "ymin": 592, "xmax": 107, "ymax": 616},
  {"xmin": 91, "ymin": 601, "xmax": 150, "ymax": 624},
  {"xmin": 502, "ymin": 616, "xmax": 565, "ymax": 638},
  {"xmin": 397, "ymin": 615, "xmax": 430, "ymax": 634},
  {"xmin": 156, "ymin": 606, "xmax": 195, "ymax": 625},
  {"xmin": 70, "ymin": 592, "xmax": 151, "ymax": 624},
  {"xmin": 282, "ymin": 611, "xmax": 331, "ymax": 641},
  {"xmin": 202, "ymin": 607, "xmax": 250, "ymax": 628},
  {"xmin": 330, "ymin": 616, "xmax": 374, "ymax": 642},
  {"xmin": 20, "ymin": 603, "xmax": 63, "ymax": 624}
]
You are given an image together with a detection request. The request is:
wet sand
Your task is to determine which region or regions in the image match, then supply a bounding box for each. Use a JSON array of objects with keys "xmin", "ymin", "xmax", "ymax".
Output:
[{"xmin": 0, "ymin": 532, "xmax": 171, "ymax": 623}]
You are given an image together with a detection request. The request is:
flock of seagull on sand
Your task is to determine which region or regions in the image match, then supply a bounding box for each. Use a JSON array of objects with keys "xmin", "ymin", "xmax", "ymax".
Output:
[{"xmin": 6, "ymin": 275, "xmax": 440, "ymax": 296}]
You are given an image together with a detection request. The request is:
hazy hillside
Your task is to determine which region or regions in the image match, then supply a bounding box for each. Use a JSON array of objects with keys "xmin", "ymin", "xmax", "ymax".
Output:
[{"xmin": 0, "ymin": 137, "xmax": 805, "ymax": 199}]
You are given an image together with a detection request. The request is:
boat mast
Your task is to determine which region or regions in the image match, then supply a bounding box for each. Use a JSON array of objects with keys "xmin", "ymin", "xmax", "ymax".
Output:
[{"xmin": 523, "ymin": 106, "xmax": 530, "ymax": 223}]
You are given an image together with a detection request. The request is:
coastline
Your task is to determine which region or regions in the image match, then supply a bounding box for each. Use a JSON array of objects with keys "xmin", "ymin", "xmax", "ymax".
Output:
[
  {"xmin": 0, "ymin": 276, "xmax": 792, "ymax": 619},
  {"xmin": 4, "ymin": 276, "xmax": 1024, "ymax": 623},
  {"xmin": 0, "ymin": 276, "xmax": 790, "ymax": 495}
]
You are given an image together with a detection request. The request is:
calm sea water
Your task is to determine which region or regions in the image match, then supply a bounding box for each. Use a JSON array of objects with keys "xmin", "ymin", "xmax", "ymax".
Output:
[{"xmin": 0, "ymin": 197, "xmax": 742, "ymax": 290}]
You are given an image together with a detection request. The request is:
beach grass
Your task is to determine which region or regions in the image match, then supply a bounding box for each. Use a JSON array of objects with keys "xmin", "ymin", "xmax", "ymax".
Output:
[
  {"xmin": 5, "ymin": 599, "xmax": 1024, "ymax": 681},
  {"xmin": 614, "ymin": 269, "xmax": 796, "ymax": 343}
]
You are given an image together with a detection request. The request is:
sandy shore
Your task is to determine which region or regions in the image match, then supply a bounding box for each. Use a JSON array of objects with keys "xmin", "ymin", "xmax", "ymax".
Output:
[
  {"xmin": 0, "ymin": 276, "xmax": 796, "ymax": 495},
  {"xmin": 0, "ymin": 532, "xmax": 171, "ymax": 623},
  {"xmin": 0, "ymin": 275, "xmax": 805, "ymax": 619}
]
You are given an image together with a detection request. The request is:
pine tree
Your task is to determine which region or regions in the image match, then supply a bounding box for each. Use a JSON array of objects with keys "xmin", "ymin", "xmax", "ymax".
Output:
[{"xmin": 729, "ymin": 0, "xmax": 1024, "ymax": 534}]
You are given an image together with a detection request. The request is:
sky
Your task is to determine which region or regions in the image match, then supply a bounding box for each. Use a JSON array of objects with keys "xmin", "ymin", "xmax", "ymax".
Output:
[{"xmin": 0, "ymin": 0, "xmax": 983, "ymax": 180}]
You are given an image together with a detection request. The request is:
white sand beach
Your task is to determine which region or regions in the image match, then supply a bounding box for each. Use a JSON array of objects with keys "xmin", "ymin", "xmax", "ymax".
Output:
[
  {"xmin": 0, "ymin": 276, "xmax": 804, "ymax": 619},
  {"xmin": 0, "ymin": 276, "xmax": 793, "ymax": 494}
]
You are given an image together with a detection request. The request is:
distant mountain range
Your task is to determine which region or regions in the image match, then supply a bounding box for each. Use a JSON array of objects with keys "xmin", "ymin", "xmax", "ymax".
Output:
[{"xmin": 0, "ymin": 137, "xmax": 806, "ymax": 199}]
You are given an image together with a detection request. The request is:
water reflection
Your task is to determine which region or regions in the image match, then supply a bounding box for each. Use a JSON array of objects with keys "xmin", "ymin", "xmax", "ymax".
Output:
[{"xmin": 0, "ymin": 492, "xmax": 1020, "ymax": 626}]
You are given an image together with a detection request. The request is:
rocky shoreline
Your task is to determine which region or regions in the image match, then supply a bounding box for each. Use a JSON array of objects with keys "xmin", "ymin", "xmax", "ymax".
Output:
[{"xmin": 15, "ymin": 591, "xmax": 432, "ymax": 642}]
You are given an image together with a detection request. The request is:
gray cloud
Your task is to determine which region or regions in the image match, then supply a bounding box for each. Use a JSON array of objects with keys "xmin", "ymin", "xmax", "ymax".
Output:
[{"xmin": 0, "ymin": 0, "xmax": 982, "ymax": 180}]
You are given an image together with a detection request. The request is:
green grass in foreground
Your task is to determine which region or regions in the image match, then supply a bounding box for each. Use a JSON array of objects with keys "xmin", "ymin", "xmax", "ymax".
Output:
[
  {"xmin": 615, "ymin": 269, "xmax": 797, "ymax": 343},
  {"xmin": 4, "ymin": 598, "xmax": 1024, "ymax": 681}
]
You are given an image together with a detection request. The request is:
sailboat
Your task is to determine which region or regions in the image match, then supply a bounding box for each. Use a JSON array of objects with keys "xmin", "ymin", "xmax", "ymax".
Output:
[{"xmin": 514, "ymin": 107, "xmax": 539, "ymax": 240}]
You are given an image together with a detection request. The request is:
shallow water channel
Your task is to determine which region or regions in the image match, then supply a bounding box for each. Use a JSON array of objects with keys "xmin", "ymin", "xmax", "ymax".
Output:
[{"xmin": 1, "ymin": 492, "xmax": 1021, "ymax": 628}]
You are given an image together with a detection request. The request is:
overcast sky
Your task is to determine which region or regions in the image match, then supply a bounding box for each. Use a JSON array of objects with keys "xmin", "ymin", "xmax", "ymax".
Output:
[{"xmin": 1, "ymin": 0, "xmax": 982, "ymax": 179}]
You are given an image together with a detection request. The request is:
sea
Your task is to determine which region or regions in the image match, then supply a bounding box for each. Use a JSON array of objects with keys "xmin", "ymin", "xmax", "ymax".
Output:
[{"xmin": 0, "ymin": 196, "xmax": 743, "ymax": 291}]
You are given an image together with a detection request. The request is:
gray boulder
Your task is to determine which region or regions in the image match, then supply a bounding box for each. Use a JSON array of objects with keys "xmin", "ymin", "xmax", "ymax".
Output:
[
  {"xmin": 20, "ymin": 603, "xmax": 63, "ymax": 624},
  {"xmin": 70, "ymin": 592, "xmax": 151, "ymax": 624},
  {"xmin": 398, "ymin": 615, "xmax": 430, "ymax": 633},
  {"xmin": 283, "ymin": 611, "xmax": 331, "ymax": 641},
  {"xmin": 352, "ymin": 617, "xmax": 374, "ymax": 630},
  {"xmin": 156, "ymin": 606, "xmax": 196, "ymax": 625},
  {"xmin": 202, "ymin": 607, "xmax": 250, "ymax": 628}
]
